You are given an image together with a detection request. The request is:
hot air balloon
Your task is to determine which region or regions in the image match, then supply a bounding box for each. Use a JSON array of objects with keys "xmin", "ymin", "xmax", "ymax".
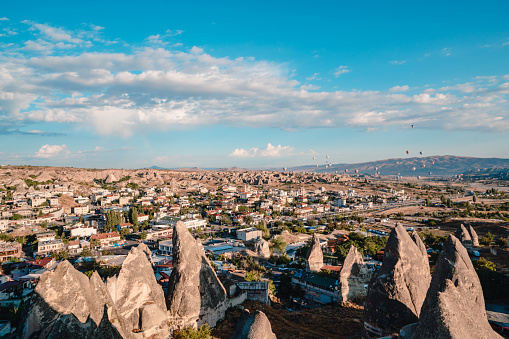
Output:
[
  {"xmin": 313, "ymin": 157, "xmax": 316, "ymax": 160},
  {"xmin": 428, "ymin": 171, "xmax": 432, "ymax": 175},
  {"xmin": 375, "ymin": 167, "xmax": 378, "ymax": 171},
  {"xmin": 420, "ymin": 151, "xmax": 423, "ymax": 155},
  {"xmin": 355, "ymin": 169, "xmax": 359, "ymax": 173},
  {"xmin": 283, "ymin": 167, "xmax": 287, "ymax": 172},
  {"xmin": 325, "ymin": 165, "xmax": 329, "ymax": 169},
  {"xmin": 316, "ymin": 164, "xmax": 318, "ymax": 168},
  {"xmin": 432, "ymin": 161, "xmax": 435, "ymax": 165},
  {"xmin": 421, "ymin": 164, "xmax": 425, "ymax": 168},
  {"xmin": 344, "ymin": 169, "xmax": 348, "ymax": 173},
  {"xmin": 406, "ymin": 150, "xmax": 410, "ymax": 155},
  {"xmin": 412, "ymin": 167, "xmax": 416, "ymax": 171},
  {"xmin": 411, "ymin": 124, "xmax": 414, "ymax": 128}
]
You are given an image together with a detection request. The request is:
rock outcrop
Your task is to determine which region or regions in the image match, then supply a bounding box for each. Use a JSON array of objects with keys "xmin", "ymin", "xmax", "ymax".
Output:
[
  {"xmin": 468, "ymin": 224, "xmax": 480, "ymax": 246},
  {"xmin": 306, "ymin": 233, "xmax": 323, "ymax": 272},
  {"xmin": 339, "ymin": 245, "xmax": 370, "ymax": 301},
  {"xmin": 363, "ymin": 224, "xmax": 431, "ymax": 338},
  {"xmin": 411, "ymin": 236, "xmax": 502, "ymax": 339},
  {"xmin": 253, "ymin": 238, "xmax": 271, "ymax": 259},
  {"xmin": 230, "ymin": 309, "xmax": 277, "ymax": 339},
  {"xmin": 107, "ymin": 243, "xmax": 169, "ymax": 338},
  {"xmin": 20, "ymin": 261, "xmax": 130, "ymax": 339},
  {"xmin": 455, "ymin": 224, "xmax": 473, "ymax": 247},
  {"xmin": 166, "ymin": 221, "xmax": 229, "ymax": 329}
]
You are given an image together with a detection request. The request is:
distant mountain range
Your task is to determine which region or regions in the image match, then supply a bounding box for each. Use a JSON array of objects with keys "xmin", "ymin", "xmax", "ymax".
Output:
[{"xmin": 287, "ymin": 155, "xmax": 509, "ymax": 176}]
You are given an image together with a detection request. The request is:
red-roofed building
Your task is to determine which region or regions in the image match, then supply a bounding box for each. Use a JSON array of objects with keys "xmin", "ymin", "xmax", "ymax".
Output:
[
  {"xmin": 26, "ymin": 257, "xmax": 55, "ymax": 269},
  {"xmin": 90, "ymin": 232, "xmax": 122, "ymax": 247}
]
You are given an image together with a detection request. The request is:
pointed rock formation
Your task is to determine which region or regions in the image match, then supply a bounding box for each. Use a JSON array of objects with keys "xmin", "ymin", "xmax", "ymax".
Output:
[
  {"xmin": 107, "ymin": 243, "xmax": 169, "ymax": 338},
  {"xmin": 306, "ymin": 233, "xmax": 323, "ymax": 272},
  {"xmin": 20, "ymin": 261, "xmax": 130, "ymax": 339},
  {"xmin": 411, "ymin": 236, "xmax": 502, "ymax": 339},
  {"xmin": 339, "ymin": 245, "xmax": 370, "ymax": 301},
  {"xmin": 166, "ymin": 221, "xmax": 229, "ymax": 329},
  {"xmin": 230, "ymin": 309, "xmax": 277, "ymax": 339},
  {"xmin": 411, "ymin": 231, "xmax": 427, "ymax": 258},
  {"xmin": 455, "ymin": 224, "xmax": 473, "ymax": 248},
  {"xmin": 363, "ymin": 224, "xmax": 431, "ymax": 338},
  {"xmin": 105, "ymin": 173, "xmax": 117, "ymax": 184},
  {"xmin": 254, "ymin": 238, "xmax": 271, "ymax": 259},
  {"xmin": 468, "ymin": 224, "xmax": 480, "ymax": 246}
]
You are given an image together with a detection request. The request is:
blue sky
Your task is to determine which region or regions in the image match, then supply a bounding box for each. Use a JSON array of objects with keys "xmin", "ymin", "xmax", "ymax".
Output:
[{"xmin": 0, "ymin": 0, "xmax": 508, "ymax": 169}]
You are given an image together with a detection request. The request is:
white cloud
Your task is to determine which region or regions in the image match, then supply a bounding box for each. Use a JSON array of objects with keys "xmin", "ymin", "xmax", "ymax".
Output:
[
  {"xmin": 0, "ymin": 17, "xmax": 8, "ymax": 21},
  {"xmin": 0, "ymin": 20, "xmax": 508, "ymax": 136},
  {"xmin": 334, "ymin": 65, "xmax": 350, "ymax": 76},
  {"xmin": 22, "ymin": 20, "xmax": 82, "ymax": 44},
  {"xmin": 229, "ymin": 143, "xmax": 293, "ymax": 158},
  {"xmin": 389, "ymin": 60, "xmax": 406, "ymax": 65},
  {"xmin": 229, "ymin": 147, "xmax": 258, "ymax": 158},
  {"xmin": 306, "ymin": 73, "xmax": 321, "ymax": 81},
  {"xmin": 389, "ymin": 85, "xmax": 410, "ymax": 92},
  {"xmin": 34, "ymin": 144, "xmax": 70, "ymax": 158}
]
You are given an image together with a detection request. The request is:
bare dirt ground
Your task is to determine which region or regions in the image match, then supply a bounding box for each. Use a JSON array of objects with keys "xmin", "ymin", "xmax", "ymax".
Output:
[{"xmin": 212, "ymin": 300, "xmax": 364, "ymax": 339}]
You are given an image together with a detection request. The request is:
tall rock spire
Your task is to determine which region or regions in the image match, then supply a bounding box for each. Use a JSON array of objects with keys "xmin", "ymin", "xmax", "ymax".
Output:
[
  {"xmin": 339, "ymin": 245, "xmax": 370, "ymax": 301},
  {"xmin": 363, "ymin": 224, "xmax": 431, "ymax": 338},
  {"xmin": 412, "ymin": 236, "xmax": 502, "ymax": 339},
  {"xmin": 306, "ymin": 233, "xmax": 323, "ymax": 272},
  {"xmin": 166, "ymin": 221, "xmax": 228, "ymax": 329}
]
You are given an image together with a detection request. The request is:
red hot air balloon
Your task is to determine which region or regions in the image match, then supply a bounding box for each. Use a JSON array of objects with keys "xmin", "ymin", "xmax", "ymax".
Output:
[
  {"xmin": 355, "ymin": 169, "xmax": 359, "ymax": 173},
  {"xmin": 412, "ymin": 167, "xmax": 416, "ymax": 171},
  {"xmin": 344, "ymin": 169, "xmax": 349, "ymax": 173},
  {"xmin": 421, "ymin": 164, "xmax": 425, "ymax": 168},
  {"xmin": 406, "ymin": 150, "xmax": 410, "ymax": 155}
]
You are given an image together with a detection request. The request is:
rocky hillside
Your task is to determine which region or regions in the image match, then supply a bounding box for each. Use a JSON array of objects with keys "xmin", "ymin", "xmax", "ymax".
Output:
[{"xmin": 289, "ymin": 155, "xmax": 509, "ymax": 176}]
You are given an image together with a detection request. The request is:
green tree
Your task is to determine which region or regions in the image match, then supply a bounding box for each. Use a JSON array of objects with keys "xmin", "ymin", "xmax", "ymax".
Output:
[
  {"xmin": 245, "ymin": 270, "xmax": 262, "ymax": 281},
  {"xmin": 11, "ymin": 214, "xmax": 22, "ymax": 220},
  {"xmin": 173, "ymin": 324, "xmax": 211, "ymax": 339},
  {"xmin": 270, "ymin": 237, "xmax": 287, "ymax": 255},
  {"xmin": 129, "ymin": 206, "xmax": 138, "ymax": 226}
]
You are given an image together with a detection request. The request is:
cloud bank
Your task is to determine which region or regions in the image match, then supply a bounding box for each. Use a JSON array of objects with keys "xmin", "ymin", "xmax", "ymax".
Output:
[{"xmin": 0, "ymin": 20, "xmax": 508, "ymax": 138}]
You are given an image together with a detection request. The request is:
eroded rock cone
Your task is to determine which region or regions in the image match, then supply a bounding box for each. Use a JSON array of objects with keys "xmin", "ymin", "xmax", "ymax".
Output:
[
  {"xmin": 455, "ymin": 224, "xmax": 473, "ymax": 247},
  {"xmin": 20, "ymin": 261, "xmax": 130, "ymax": 339},
  {"xmin": 412, "ymin": 236, "xmax": 502, "ymax": 339},
  {"xmin": 107, "ymin": 243, "xmax": 169, "ymax": 338},
  {"xmin": 363, "ymin": 224, "xmax": 431, "ymax": 338},
  {"xmin": 254, "ymin": 238, "xmax": 271, "ymax": 259},
  {"xmin": 468, "ymin": 225, "xmax": 480, "ymax": 246},
  {"xmin": 306, "ymin": 233, "xmax": 323, "ymax": 272},
  {"xmin": 230, "ymin": 309, "xmax": 277, "ymax": 339},
  {"xmin": 166, "ymin": 221, "xmax": 228, "ymax": 329},
  {"xmin": 339, "ymin": 245, "xmax": 370, "ymax": 301}
]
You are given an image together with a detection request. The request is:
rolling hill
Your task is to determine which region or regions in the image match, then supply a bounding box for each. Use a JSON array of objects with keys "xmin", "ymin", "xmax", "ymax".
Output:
[{"xmin": 287, "ymin": 155, "xmax": 509, "ymax": 177}]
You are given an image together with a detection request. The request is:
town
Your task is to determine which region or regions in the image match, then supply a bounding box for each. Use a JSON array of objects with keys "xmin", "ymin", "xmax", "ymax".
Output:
[{"xmin": 0, "ymin": 165, "xmax": 508, "ymax": 338}]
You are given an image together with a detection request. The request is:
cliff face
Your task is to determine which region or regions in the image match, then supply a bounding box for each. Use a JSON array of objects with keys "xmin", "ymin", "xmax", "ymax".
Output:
[
  {"xmin": 230, "ymin": 309, "xmax": 277, "ymax": 339},
  {"xmin": 363, "ymin": 224, "xmax": 431, "ymax": 338},
  {"xmin": 412, "ymin": 236, "xmax": 502, "ymax": 339},
  {"xmin": 166, "ymin": 221, "xmax": 228, "ymax": 329},
  {"xmin": 306, "ymin": 233, "xmax": 323, "ymax": 272},
  {"xmin": 107, "ymin": 243, "xmax": 169, "ymax": 338},
  {"xmin": 20, "ymin": 261, "xmax": 130, "ymax": 339}
]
